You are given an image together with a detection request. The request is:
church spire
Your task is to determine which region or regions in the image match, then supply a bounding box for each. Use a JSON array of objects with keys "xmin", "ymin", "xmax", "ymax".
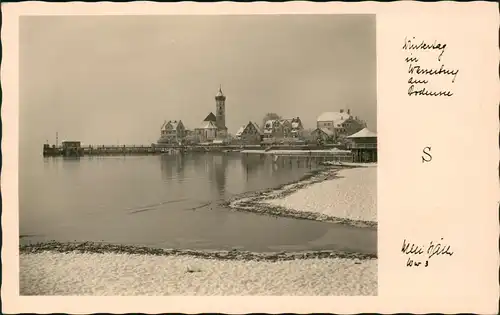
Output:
[
  {"xmin": 214, "ymin": 84, "xmax": 227, "ymax": 132},
  {"xmin": 216, "ymin": 84, "xmax": 224, "ymax": 97}
]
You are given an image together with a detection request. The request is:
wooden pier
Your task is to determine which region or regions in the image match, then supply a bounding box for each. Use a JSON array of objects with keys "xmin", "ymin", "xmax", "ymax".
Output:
[
  {"xmin": 42, "ymin": 142, "xmax": 352, "ymax": 157},
  {"xmin": 241, "ymin": 149, "xmax": 354, "ymax": 164},
  {"xmin": 43, "ymin": 144, "xmax": 184, "ymax": 157}
]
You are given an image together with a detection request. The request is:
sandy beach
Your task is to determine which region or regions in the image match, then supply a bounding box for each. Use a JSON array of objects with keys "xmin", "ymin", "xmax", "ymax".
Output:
[{"xmin": 20, "ymin": 251, "xmax": 377, "ymax": 296}]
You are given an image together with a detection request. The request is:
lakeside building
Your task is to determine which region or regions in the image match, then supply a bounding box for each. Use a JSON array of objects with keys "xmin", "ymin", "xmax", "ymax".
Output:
[
  {"xmin": 195, "ymin": 119, "xmax": 218, "ymax": 143},
  {"xmin": 158, "ymin": 120, "xmax": 186, "ymax": 145},
  {"xmin": 346, "ymin": 127, "xmax": 377, "ymax": 162},
  {"xmin": 316, "ymin": 109, "xmax": 366, "ymax": 142},
  {"xmin": 310, "ymin": 128, "xmax": 334, "ymax": 144},
  {"xmin": 156, "ymin": 86, "xmax": 229, "ymax": 145},
  {"xmin": 44, "ymin": 140, "xmax": 83, "ymax": 157},
  {"xmin": 235, "ymin": 121, "xmax": 263, "ymax": 144},
  {"xmin": 182, "ymin": 129, "xmax": 197, "ymax": 145},
  {"xmin": 194, "ymin": 86, "xmax": 229, "ymax": 143},
  {"xmin": 262, "ymin": 117, "xmax": 304, "ymax": 143}
]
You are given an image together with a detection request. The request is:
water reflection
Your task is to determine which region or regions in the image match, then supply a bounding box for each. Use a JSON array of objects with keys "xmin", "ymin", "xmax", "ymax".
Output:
[
  {"xmin": 160, "ymin": 153, "xmax": 185, "ymax": 181},
  {"xmin": 240, "ymin": 152, "xmax": 265, "ymax": 176},
  {"xmin": 175, "ymin": 154, "xmax": 185, "ymax": 182},
  {"xmin": 21, "ymin": 154, "xmax": 376, "ymax": 253},
  {"xmin": 207, "ymin": 154, "xmax": 228, "ymax": 196},
  {"xmin": 161, "ymin": 153, "xmax": 230, "ymax": 196},
  {"xmin": 160, "ymin": 152, "xmax": 301, "ymax": 197}
]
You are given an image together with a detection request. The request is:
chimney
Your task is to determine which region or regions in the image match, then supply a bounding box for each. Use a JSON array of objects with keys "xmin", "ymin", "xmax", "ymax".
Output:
[
  {"xmin": 340, "ymin": 109, "xmax": 344, "ymax": 113},
  {"xmin": 347, "ymin": 109, "xmax": 351, "ymax": 115}
]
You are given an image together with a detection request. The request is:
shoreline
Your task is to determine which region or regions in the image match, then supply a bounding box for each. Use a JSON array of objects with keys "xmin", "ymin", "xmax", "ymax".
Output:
[
  {"xmin": 21, "ymin": 163, "xmax": 377, "ymax": 263},
  {"xmin": 20, "ymin": 240, "xmax": 377, "ymax": 261},
  {"xmin": 20, "ymin": 163, "xmax": 378, "ymax": 295},
  {"xmin": 223, "ymin": 164, "xmax": 377, "ymax": 229}
]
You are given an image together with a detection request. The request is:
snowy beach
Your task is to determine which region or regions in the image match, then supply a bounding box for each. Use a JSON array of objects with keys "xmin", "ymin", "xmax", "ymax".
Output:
[
  {"xmin": 227, "ymin": 164, "xmax": 377, "ymax": 227},
  {"xmin": 20, "ymin": 164, "xmax": 377, "ymax": 296},
  {"xmin": 267, "ymin": 165, "xmax": 377, "ymax": 223},
  {"xmin": 20, "ymin": 251, "xmax": 377, "ymax": 296}
]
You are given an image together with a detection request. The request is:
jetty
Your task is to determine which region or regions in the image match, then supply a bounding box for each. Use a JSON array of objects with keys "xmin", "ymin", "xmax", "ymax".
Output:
[
  {"xmin": 241, "ymin": 148, "xmax": 354, "ymax": 163},
  {"xmin": 42, "ymin": 141, "xmax": 358, "ymax": 158},
  {"xmin": 40, "ymin": 136, "xmax": 377, "ymax": 163}
]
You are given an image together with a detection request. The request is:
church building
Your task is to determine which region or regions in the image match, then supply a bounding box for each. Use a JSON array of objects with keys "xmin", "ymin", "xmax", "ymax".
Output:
[{"xmin": 195, "ymin": 86, "xmax": 228, "ymax": 143}]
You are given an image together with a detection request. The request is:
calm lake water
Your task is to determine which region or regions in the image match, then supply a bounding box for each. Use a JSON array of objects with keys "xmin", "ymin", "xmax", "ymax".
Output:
[{"xmin": 20, "ymin": 153, "xmax": 376, "ymax": 254}]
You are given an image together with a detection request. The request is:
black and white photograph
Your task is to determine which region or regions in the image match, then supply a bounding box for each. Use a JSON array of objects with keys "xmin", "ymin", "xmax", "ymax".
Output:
[{"xmin": 19, "ymin": 14, "xmax": 378, "ymax": 296}]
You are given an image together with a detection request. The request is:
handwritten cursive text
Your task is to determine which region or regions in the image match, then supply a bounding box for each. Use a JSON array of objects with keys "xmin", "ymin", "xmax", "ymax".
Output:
[
  {"xmin": 402, "ymin": 36, "xmax": 459, "ymax": 97},
  {"xmin": 401, "ymin": 238, "xmax": 454, "ymax": 267}
]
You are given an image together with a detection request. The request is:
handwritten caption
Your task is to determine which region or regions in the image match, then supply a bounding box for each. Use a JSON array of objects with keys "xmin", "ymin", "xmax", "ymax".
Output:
[
  {"xmin": 402, "ymin": 37, "xmax": 460, "ymax": 97},
  {"xmin": 401, "ymin": 238, "xmax": 454, "ymax": 267}
]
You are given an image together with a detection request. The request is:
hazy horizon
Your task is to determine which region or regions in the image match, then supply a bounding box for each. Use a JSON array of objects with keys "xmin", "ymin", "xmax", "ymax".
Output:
[{"xmin": 20, "ymin": 14, "xmax": 376, "ymax": 153}]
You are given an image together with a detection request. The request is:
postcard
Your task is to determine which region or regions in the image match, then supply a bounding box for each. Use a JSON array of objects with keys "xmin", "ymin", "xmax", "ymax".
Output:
[{"xmin": 1, "ymin": 1, "xmax": 498, "ymax": 314}]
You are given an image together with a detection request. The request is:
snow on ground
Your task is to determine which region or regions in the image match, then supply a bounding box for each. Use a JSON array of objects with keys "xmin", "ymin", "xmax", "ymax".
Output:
[
  {"xmin": 20, "ymin": 252, "xmax": 377, "ymax": 296},
  {"xmin": 323, "ymin": 162, "xmax": 377, "ymax": 167},
  {"xmin": 241, "ymin": 149, "xmax": 350, "ymax": 154},
  {"xmin": 267, "ymin": 166, "xmax": 376, "ymax": 222}
]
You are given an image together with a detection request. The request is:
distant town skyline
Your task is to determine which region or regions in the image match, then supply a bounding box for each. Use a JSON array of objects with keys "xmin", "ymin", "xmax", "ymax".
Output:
[{"xmin": 20, "ymin": 14, "xmax": 376, "ymax": 153}]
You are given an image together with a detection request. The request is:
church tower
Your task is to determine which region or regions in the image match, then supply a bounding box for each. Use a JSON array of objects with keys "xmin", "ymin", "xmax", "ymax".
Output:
[{"xmin": 215, "ymin": 85, "xmax": 227, "ymax": 133}]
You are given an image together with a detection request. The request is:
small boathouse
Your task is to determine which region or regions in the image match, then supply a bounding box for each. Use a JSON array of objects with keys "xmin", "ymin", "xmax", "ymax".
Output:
[{"xmin": 346, "ymin": 128, "xmax": 377, "ymax": 163}]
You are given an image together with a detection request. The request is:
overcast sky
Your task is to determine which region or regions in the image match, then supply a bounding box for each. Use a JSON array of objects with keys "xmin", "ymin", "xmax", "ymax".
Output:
[{"xmin": 20, "ymin": 14, "xmax": 376, "ymax": 152}]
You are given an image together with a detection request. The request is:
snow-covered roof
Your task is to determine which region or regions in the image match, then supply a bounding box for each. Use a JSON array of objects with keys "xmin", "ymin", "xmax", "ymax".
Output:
[
  {"xmin": 318, "ymin": 128, "xmax": 334, "ymax": 136},
  {"xmin": 317, "ymin": 111, "xmax": 352, "ymax": 123},
  {"xmin": 162, "ymin": 120, "xmax": 181, "ymax": 130},
  {"xmin": 170, "ymin": 121, "xmax": 179, "ymax": 129},
  {"xmin": 236, "ymin": 121, "xmax": 263, "ymax": 136},
  {"xmin": 264, "ymin": 119, "xmax": 278, "ymax": 129},
  {"xmin": 197, "ymin": 121, "xmax": 217, "ymax": 129},
  {"xmin": 235, "ymin": 125, "xmax": 245, "ymax": 136},
  {"xmin": 265, "ymin": 118, "xmax": 301, "ymax": 130},
  {"xmin": 347, "ymin": 128, "xmax": 377, "ymax": 138},
  {"xmin": 250, "ymin": 121, "xmax": 263, "ymax": 135}
]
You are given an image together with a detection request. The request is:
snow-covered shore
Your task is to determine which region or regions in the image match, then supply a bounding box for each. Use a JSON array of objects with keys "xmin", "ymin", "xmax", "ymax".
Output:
[
  {"xmin": 20, "ymin": 251, "xmax": 377, "ymax": 295},
  {"xmin": 20, "ymin": 165, "xmax": 377, "ymax": 296},
  {"xmin": 226, "ymin": 164, "xmax": 377, "ymax": 227},
  {"xmin": 267, "ymin": 165, "xmax": 377, "ymax": 222}
]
